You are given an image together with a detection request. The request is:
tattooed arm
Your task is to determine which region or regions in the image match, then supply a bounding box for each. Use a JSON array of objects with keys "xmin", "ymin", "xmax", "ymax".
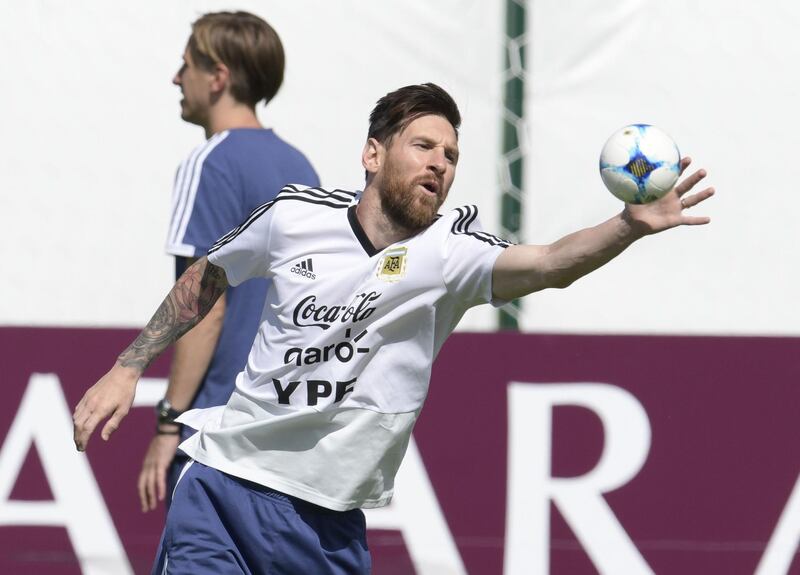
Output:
[
  {"xmin": 72, "ymin": 257, "xmax": 228, "ymax": 451},
  {"xmin": 137, "ymin": 256, "xmax": 226, "ymax": 512}
]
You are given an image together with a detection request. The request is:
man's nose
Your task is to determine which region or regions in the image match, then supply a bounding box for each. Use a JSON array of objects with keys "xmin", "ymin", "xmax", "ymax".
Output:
[{"xmin": 428, "ymin": 149, "xmax": 446, "ymax": 174}]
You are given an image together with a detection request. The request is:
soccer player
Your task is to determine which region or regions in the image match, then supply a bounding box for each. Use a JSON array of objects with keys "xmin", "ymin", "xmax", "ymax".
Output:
[
  {"xmin": 137, "ymin": 11, "xmax": 319, "ymax": 514},
  {"xmin": 73, "ymin": 83, "xmax": 713, "ymax": 573}
]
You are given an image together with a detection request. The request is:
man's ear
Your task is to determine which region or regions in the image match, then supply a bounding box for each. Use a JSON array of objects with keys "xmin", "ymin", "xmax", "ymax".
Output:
[
  {"xmin": 362, "ymin": 137, "xmax": 384, "ymax": 176},
  {"xmin": 210, "ymin": 62, "xmax": 231, "ymax": 95}
]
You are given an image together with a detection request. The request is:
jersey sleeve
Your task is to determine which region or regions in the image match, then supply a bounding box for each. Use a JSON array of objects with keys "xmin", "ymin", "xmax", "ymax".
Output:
[
  {"xmin": 165, "ymin": 142, "xmax": 242, "ymax": 257},
  {"xmin": 206, "ymin": 200, "xmax": 276, "ymax": 286},
  {"xmin": 442, "ymin": 206, "xmax": 512, "ymax": 308}
]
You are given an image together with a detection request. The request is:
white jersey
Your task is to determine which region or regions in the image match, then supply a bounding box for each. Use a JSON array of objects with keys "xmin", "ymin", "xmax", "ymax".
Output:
[{"xmin": 178, "ymin": 185, "xmax": 510, "ymax": 510}]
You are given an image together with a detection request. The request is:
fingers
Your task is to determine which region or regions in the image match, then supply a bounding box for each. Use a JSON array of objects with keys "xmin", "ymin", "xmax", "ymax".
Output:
[
  {"xmin": 137, "ymin": 468, "xmax": 151, "ymax": 512},
  {"xmin": 680, "ymin": 214, "xmax": 711, "ymax": 226},
  {"xmin": 675, "ymin": 168, "xmax": 707, "ymax": 196},
  {"xmin": 147, "ymin": 471, "xmax": 160, "ymax": 512},
  {"xmin": 73, "ymin": 398, "xmax": 129, "ymax": 450},
  {"xmin": 73, "ymin": 407, "xmax": 102, "ymax": 452},
  {"xmin": 138, "ymin": 454, "xmax": 160, "ymax": 512},
  {"xmin": 138, "ymin": 438, "xmax": 177, "ymax": 512},
  {"xmin": 72, "ymin": 398, "xmax": 89, "ymax": 450},
  {"xmin": 100, "ymin": 406, "xmax": 128, "ymax": 441},
  {"xmin": 679, "ymin": 186, "xmax": 714, "ymax": 225},
  {"xmin": 681, "ymin": 186, "xmax": 715, "ymax": 209},
  {"xmin": 157, "ymin": 466, "xmax": 167, "ymax": 504},
  {"xmin": 678, "ymin": 156, "xmax": 692, "ymax": 176},
  {"xmin": 72, "ymin": 368, "xmax": 137, "ymax": 451}
]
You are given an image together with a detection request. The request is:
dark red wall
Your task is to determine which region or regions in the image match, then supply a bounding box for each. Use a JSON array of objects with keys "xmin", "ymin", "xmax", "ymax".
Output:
[{"xmin": 1, "ymin": 328, "xmax": 798, "ymax": 574}]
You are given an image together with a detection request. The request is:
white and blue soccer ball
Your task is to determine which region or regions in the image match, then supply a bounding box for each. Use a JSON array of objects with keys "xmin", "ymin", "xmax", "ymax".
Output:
[{"xmin": 599, "ymin": 124, "xmax": 681, "ymax": 204}]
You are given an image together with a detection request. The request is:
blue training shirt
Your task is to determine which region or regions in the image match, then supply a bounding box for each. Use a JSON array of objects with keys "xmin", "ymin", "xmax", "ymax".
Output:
[{"xmin": 165, "ymin": 128, "xmax": 319, "ymax": 414}]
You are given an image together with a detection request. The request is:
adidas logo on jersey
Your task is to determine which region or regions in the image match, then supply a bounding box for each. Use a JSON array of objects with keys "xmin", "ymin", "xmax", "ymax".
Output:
[{"xmin": 291, "ymin": 258, "xmax": 316, "ymax": 280}]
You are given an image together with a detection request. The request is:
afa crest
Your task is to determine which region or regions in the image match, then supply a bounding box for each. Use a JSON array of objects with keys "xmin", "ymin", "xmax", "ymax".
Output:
[{"xmin": 377, "ymin": 247, "xmax": 408, "ymax": 282}]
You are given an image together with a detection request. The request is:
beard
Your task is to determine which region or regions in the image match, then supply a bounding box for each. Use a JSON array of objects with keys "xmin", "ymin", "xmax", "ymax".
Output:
[{"xmin": 379, "ymin": 160, "xmax": 445, "ymax": 232}]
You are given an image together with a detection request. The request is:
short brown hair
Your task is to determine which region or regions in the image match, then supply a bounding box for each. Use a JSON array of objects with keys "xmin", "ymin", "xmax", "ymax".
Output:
[
  {"xmin": 368, "ymin": 83, "xmax": 461, "ymax": 145},
  {"xmin": 188, "ymin": 11, "xmax": 285, "ymax": 107}
]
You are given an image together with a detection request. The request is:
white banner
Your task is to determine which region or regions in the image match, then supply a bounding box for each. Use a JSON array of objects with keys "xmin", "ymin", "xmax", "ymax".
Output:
[{"xmin": 0, "ymin": 0, "xmax": 503, "ymax": 330}]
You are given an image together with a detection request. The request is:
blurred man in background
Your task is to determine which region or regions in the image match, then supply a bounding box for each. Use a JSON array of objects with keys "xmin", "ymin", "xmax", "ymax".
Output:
[{"xmin": 137, "ymin": 10, "xmax": 319, "ymax": 513}]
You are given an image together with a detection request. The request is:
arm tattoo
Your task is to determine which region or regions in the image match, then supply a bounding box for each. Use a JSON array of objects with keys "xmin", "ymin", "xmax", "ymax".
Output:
[{"xmin": 118, "ymin": 258, "xmax": 228, "ymax": 371}]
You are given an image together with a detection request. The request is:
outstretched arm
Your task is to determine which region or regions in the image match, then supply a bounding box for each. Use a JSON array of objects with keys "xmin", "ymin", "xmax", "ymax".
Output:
[
  {"xmin": 492, "ymin": 158, "xmax": 714, "ymax": 301},
  {"xmin": 72, "ymin": 256, "xmax": 228, "ymax": 451}
]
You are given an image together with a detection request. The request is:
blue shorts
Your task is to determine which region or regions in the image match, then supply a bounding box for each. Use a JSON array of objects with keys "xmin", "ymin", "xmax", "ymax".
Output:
[{"xmin": 152, "ymin": 461, "xmax": 371, "ymax": 574}]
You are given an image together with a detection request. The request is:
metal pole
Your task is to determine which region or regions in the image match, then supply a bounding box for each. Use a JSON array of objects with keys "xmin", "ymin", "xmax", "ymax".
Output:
[{"xmin": 499, "ymin": 0, "xmax": 526, "ymax": 330}]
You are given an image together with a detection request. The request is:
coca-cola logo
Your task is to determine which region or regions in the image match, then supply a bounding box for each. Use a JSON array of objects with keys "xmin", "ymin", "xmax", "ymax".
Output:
[{"xmin": 292, "ymin": 291, "xmax": 381, "ymax": 330}]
